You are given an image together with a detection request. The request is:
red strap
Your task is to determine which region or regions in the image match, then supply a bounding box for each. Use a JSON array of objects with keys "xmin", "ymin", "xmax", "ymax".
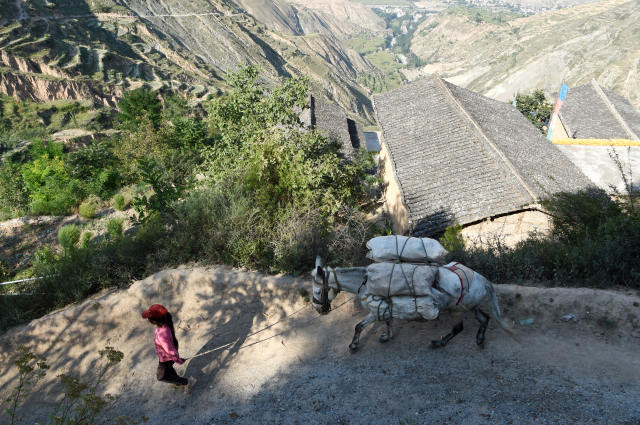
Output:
[{"xmin": 446, "ymin": 263, "xmax": 465, "ymax": 305}]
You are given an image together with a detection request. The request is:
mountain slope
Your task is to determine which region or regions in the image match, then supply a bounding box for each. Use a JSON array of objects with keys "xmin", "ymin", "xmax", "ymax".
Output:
[
  {"xmin": 409, "ymin": 0, "xmax": 640, "ymax": 105},
  {"xmin": 0, "ymin": 0, "xmax": 384, "ymax": 119}
]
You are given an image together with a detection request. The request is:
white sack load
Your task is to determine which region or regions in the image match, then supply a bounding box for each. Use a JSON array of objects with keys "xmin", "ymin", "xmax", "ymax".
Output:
[
  {"xmin": 366, "ymin": 262, "xmax": 438, "ymax": 297},
  {"xmin": 366, "ymin": 294, "xmax": 439, "ymax": 321},
  {"xmin": 366, "ymin": 235, "xmax": 448, "ymax": 263}
]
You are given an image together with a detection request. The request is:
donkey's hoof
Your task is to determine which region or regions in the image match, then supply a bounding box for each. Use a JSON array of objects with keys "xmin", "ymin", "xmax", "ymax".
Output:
[
  {"xmin": 379, "ymin": 334, "xmax": 390, "ymax": 343},
  {"xmin": 431, "ymin": 339, "xmax": 445, "ymax": 348},
  {"xmin": 349, "ymin": 343, "xmax": 359, "ymax": 353},
  {"xmin": 476, "ymin": 337, "xmax": 485, "ymax": 347}
]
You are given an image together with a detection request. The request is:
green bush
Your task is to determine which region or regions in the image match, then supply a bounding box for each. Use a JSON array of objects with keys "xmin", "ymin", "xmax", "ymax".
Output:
[
  {"xmin": 21, "ymin": 141, "xmax": 82, "ymax": 216},
  {"xmin": 105, "ymin": 218, "xmax": 124, "ymax": 240},
  {"xmin": 440, "ymin": 223, "xmax": 465, "ymax": 253},
  {"xmin": 515, "ymin": 89, "xmax": 552, "ymax": 133},
  {"xmin": 58, "ymin": 224, "xmax": 81, "ymax": 253},
  {"xmin": 0, "ymin": 260, "xmax": 7, "ymax": 281},
  {"xmin": 78, "ymin": 196, "xmax": 100, "ymax": 219},
  {"xmin": 0, "ymin": 217, "xmax": 165, "ymax": 330},
  {"xmin": 168, "ymin": 186, "xmax": 261, "ymax": 267},
  {"xmin": 67, "ymin": 139, "xmax": 121, "ymax": 198},
  {"xmin": 0, "ymin": 162, "xmax": 29, "ymax": 218},
  {"xmin": 80, "ymin": 231, "xmax": 93, "ymax": 249},
  {"xmin": 117, "ymin": 88, "xmax": 162, "ymax": 131},
  {"xmin": 112, "ymin": 193, "xmax": 127, "ymax": 211},
  {"xmin": 169, "ymin": 188, "xmax": 376, "ymax": 273}
]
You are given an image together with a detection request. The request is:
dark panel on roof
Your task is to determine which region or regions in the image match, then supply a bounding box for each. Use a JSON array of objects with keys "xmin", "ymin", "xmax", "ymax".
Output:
[
  {"xmin": 445, "ymin": 81, "xmax": 592, "ymax": 198},
  {"xmin": 347, "ymin": 118, "xmax": 362, "ymax": 149},
  {"xmin": 559, "ymin": 84, "xmax": 628, "ymax": 139}
]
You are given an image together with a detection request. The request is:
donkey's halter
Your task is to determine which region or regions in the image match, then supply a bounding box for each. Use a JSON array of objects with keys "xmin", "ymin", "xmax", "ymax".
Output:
[{"xmin": 312, "ymin": 266, "xmax": 340, "ymax": 313}]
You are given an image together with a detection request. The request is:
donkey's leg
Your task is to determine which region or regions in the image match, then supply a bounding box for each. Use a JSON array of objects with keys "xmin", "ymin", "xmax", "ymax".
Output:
[
  {"xmin": 475, "ymin": 308, "xmax": 490, "ymax": 347},
  {"xmin": 379, "ymin": 320, "xmax": 393, "ymax": 343},
  {"xmin": 431, "ymin": 321, "xmax": 464, "ymax": 348},
  {"xmin": 349, "ymin": 313, "xmax": 376, "ymax": 353}
]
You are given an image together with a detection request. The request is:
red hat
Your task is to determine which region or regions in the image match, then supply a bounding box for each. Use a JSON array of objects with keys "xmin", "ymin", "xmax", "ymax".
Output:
[{"xmin": 142, "ymin": 304, "xmax": 168, "ymax": 319}]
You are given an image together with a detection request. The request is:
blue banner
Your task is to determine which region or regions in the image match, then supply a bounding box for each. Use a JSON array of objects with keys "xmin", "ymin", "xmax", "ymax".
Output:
[
  {"xmin": 558, "ymin": 82, "xmax": 569, "ymax": 102},
  {"xmin": 547, "ymin": 82, "xmax": 570, "ymax": 140}
]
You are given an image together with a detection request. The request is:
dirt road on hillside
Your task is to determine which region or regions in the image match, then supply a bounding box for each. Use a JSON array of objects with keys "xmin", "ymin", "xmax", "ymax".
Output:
[{"xmin": 1, "ymin": 267, "xmax": 639, "ymax": 425}]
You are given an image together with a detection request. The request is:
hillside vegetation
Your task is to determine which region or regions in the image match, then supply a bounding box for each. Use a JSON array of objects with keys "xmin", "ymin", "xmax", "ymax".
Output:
[
  {"xmin": 410, "ymin": 0, "xmax": 640, "ymax": 105},
  {"xmin": 0, "ymin": 67, "xmax": 381, "ymax": 330}
]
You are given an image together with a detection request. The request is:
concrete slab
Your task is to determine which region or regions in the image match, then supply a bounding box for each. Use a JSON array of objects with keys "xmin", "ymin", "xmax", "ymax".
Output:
[{"xmin": 556, "ymin": 145, "xmax": 640, "ymax": 192}]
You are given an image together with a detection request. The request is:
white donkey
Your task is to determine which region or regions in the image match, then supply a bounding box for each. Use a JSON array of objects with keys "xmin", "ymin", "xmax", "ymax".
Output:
[{"xmin": 311, "ymin": 256, "xmax": 511, "ymax": 352}]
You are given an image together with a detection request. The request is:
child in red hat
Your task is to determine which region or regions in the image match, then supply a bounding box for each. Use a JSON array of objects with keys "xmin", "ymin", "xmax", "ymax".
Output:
[{"xmin": 142, "ymin": 304, "xmax": 188, "ymax": 386}]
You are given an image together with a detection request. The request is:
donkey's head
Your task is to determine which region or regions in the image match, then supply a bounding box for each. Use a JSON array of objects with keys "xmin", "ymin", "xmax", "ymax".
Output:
[{"xmin": 310, "ymin": 256, "xmax": 339, "ymax": 315}]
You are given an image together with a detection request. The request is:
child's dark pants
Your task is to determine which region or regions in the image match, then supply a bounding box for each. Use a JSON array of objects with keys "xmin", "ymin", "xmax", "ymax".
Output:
[{"xmin": 157, "ymin": 361, "xmax": 188, "ymax": 385}]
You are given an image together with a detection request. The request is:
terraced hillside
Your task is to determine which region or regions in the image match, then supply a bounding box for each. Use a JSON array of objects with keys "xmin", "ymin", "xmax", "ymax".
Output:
[
  {"xmin": 409, "ymin": 0, "xmax": 640, "ymax": 105},
  {"xmin": 0, "ymin": 0, "xmax": 386, "ymax": 119}
]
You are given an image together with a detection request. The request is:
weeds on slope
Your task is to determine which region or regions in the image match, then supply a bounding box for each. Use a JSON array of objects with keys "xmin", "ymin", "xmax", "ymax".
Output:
[{"xmin": 3, "ymin": 345, "xmax": 145, "ymax": 425}]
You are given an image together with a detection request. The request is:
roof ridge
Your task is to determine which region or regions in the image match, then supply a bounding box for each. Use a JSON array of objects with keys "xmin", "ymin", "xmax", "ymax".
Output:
[
  {"xmin": 434, "ymin": 76, "xmax": 537, "ymax": 203},
  {"xmin": 590, "ymin": 79, "xmax": 639, "ymax": 141},
  {"xmin": 371, "ymin": 94, "xmax": 412, "ymax": 221}
]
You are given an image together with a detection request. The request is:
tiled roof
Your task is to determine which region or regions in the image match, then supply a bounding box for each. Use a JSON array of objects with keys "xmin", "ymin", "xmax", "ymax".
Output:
[
  {"xmin": 300, "ymin": 94, "xmax": 363, "ymax": 159},
  {"xmin": 374, "ymin": 75, "xmax": 591, "ymax": 236},
  {"xmin": 446, "ymin": 82, "xmax": 591, "ymax": 199},
  {"xmin": 558, "ymin": 81, "xmax": 640, "ymax": 140},
  {"xmin": 602, "ymin": 89, "xmax": 640, "ymax": 140}
]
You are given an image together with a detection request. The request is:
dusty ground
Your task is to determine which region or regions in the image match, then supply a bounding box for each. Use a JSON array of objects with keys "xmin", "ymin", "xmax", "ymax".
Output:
[{"xmin": 1, "ymin": 266, "xmax": 639, "ymax": 425}]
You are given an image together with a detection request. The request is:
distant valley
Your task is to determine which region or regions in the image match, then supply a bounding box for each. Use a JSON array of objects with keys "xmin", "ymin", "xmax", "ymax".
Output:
[{"xmin": 409, "ymin": 0, "xmax": 640, "ymax": 106}]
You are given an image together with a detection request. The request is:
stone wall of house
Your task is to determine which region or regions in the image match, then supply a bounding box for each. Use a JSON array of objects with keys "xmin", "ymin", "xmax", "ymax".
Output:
[
  {"xmin": 460, "ymin": 210, "xmax": 551, "ymax": 247},
  {"xmin": 379, "ymin": 140, "xmax": 409, "ymax": 234}
]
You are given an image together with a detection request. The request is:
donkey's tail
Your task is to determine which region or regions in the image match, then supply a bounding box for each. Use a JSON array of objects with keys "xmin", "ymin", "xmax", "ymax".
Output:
[{"xmin": 484, "ymin": 280, "xmax": 516, "ymax": 338}]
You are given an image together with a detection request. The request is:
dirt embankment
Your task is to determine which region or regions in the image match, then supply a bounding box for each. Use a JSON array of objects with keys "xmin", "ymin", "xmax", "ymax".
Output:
[
  {"xmin": 0, "ymin": 267, "xmax": 639, "ymax": 424},
  {"xmin": 0, "ymin": 70, "xmax": 121, "ymax": 107}
]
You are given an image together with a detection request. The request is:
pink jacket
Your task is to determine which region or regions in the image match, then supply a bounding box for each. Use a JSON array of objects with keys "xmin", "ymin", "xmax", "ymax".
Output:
[{"xmin": 154, "ymin": 326, "xmax": 184, "ymax": 364}]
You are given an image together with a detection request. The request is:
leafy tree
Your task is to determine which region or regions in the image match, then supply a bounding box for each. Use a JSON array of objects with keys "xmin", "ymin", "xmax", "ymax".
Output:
[
  {"xmin": 132, "ymin": 157, "xmax": 184, "ymax": 223},
  {"xmin": 117, "ymin": 88, "xmax": 162, "ymax": 130},
  {"xmin": 170, "ymin": 117, "xmax": 211, "ymax": 149},
  {"xmin": 515, "ymin": 89, "xmax": 552, "ymax": 133},
  {"xmin": 113, "ymin": 116, "xmax": 171, "ymax": 183},
  {"xmin": 204, "ymin": 66, "xmax": 372, "ymax": 216},
  {"xmin": 162, "ymin": 92, "xmax": 190, "ymax": 121},
  {"xmin": 67, "ymin": 139, "xmax": 121, "ymax": 198}
]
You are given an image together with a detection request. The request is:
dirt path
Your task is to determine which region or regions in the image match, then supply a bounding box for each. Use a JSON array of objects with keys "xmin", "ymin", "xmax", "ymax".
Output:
[{"xmin": 1, "ymin": 267, "xmax": 639, "ymax": 424}]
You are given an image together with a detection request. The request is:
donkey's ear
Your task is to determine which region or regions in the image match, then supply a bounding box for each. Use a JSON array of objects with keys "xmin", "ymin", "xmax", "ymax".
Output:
[{"xmin": 315, "ymin": 255, "xmax": 323, "ymax": 268}]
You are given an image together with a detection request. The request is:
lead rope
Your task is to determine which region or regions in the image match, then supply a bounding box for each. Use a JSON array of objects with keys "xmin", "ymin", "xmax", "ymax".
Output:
[{"xmin": 185, "ymin": 295, "xmax": 355, "ymax": 360}]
